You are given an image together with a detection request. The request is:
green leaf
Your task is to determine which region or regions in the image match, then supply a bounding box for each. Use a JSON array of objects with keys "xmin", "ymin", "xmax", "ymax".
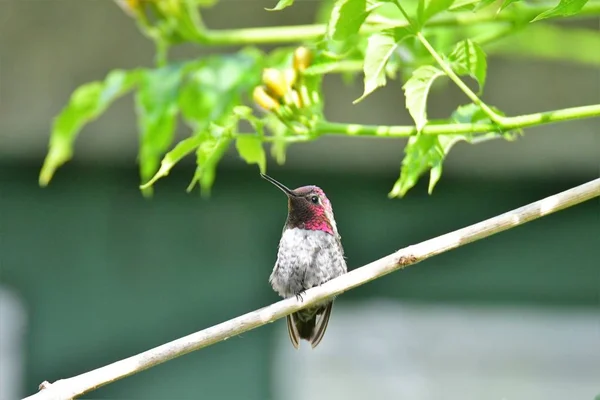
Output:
[
  {"xmin": 266, "ymin": 0, "xmax": 294, "ymax": 11},
  {"xmin": 390, "ymin": 102, "xmax": 514, "ymax": 198},
  {"xmin": 39, "ymin": 69, "xmax": 139, "ymax": 186},
  {"xmin": 187, "ymin": 136, "xmax": 232, "ymax": 196},
  {"xmin": 389, "ymin": 133, "xmax": 467, "ymax": 198},
  {"xmin": 136, "ymin": 64, "xmax": 186, "ymax": 195},
  {"xmin": 451, "ymin": 102, "xmax": 490, "ymax": 123},
  {"xmin": 531, "ymin": 0, "xmax": 588, "ymax": 22},
  {"xmin": 500, "ymin": 0, "xmax": 521, "ymax": 11},
  {"xmin": 473, "ymin": 0, "xmax": 497, "ymax": 11},
  {"xmin": 140, "ymin": 135, "xmax": 204, "ymax": 190},
  {"xmin": 328, "ymin": 0, "xmax": 369, "ymax": 41},
  {"xmin": 418, "ymin": 0, "xmax": 454, "ymax": 26},
  {"xmin": 265, "ymin": 114, "xmax": 290, "ymax": 165},
  {"xmin": 354, "ymin": 29, "xmax": 409, "ymax": 103},
  {"xmin": 179, "ymin": 51, "xmax": 261, "ymax": 130},
  {"xmin": 448, "ymin": 39, "xmax": 487, "ymax": 93},
  {"xmin": 448, "ymin": 0, "xmax": 486, "ymax": 11},
  {"xmin": 402, "ymin": 65, "xmax": 445, "ymax": 132},
  {"xmin": 235, "ymin": 136, "xmax": 267, "ymax": 173}
]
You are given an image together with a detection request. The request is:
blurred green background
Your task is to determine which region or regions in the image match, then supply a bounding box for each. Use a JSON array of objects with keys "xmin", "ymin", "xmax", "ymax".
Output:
[{"xmin": 0, "ymin": 1, "xmax": 598, "ymax": 399}]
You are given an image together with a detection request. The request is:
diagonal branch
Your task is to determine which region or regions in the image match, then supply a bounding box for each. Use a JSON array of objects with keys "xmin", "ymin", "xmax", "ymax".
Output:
[{"xmin": 24, "ymin": 178, "xmax": 600, "ymax": 400}]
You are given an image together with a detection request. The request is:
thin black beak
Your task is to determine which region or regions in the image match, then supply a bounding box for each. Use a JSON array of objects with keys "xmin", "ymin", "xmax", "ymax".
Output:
[{"xmin": 260, "ymin": 173, "xmax": 296, "ymax": 197}]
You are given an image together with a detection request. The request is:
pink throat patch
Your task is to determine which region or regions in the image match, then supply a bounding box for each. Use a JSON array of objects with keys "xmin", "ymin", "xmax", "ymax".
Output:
[
  {"xmin": 304, "ymin": 219, "xmax": 334, "ymax": 235},
  {"xmin": 303, "ymin": 206, "xmax": 334, "ymax": 235}
]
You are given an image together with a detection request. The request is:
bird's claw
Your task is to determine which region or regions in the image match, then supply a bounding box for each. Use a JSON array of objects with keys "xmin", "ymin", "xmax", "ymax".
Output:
[{"xmin": 295, "ymin": 291, "xmax": 306, "ymax": 302}]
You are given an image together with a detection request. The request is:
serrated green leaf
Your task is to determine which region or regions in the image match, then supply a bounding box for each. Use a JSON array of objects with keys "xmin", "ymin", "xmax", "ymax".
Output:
[
  {"xmin": 418, "ymin": 0, "xmax": 454, "ymax": 25},
  {"xmin": 236, "ymin": 136, "xmax": 267, "ymax": 173},
  {"xmin": 531, "ymin": 0, "xmax": 588, "ymax": 22},
  {"xmin": 266, "ymin": 0, "xmax": 294, "ymax": 11},
  {"xmin": 402, "ymin": 65, "xmax": 444, "ymax": 132},
  {"xmin": 136, "ymin": 65, "xmax": 186, "ymax": 195},
  {"xmin": 39, "ymin": 69, "xmax": 139, "ymax": 186},
  {"xmin": 328, "ymin": 0, "xmax": 369, "ymax": 41},
  {"xmin": 187, "ymin": 137, "xmax": 232, "ymax": 196},
  {"xmin": 389, "ymin": 133, "xmax": 466, "ymax": 198},
  {"xmin": 354, "ymin": 29, "xmax": 409, "ymax": 103},
  {"xmin": 449, "ymin": 39, "xmax": 487, "ymax": 93},
  {"xmin": 390, "ymin": 102, "xmax": 513, "ymax": 198},
  {"xmin": 140, "ymin": 135, "xmax": 204, "ymax": 190}
]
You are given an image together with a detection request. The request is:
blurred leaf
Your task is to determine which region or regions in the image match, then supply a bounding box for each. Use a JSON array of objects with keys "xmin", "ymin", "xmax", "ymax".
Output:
[
  {"xmin": 417, "ymin": 0, "xmax": 454, "ymax": 26},
  {"xmin": 140, "ymin": 134, "xmax": 204, "ymax": 189},
  {"xmin": 316, "ymin": 0, "xmax": 338, "ymax": 22},
  {"xmin": 368, "ymin": 1, "xmax": 403, "ymax": 23},
  {"xmin": 448, "ymin": 39, "xmax": 487, "ymax": 93},
  {"xmin": 328, "ymin": 0, "xmax": 370, "ymax": 41},
  {"xmin": 531, "ymin": 0, "xmax": 588, "ymax": 22},
  {"xmin": 265, "ymin": 114, "xmax": 291, "ymax": 164},
  {"xmin": 451, "ymin": 102, "xmax": 491, "ymax": 123},
  {"xmin": 136, "ymin": 64, "xmax": 186, "ymax": 195},
  {"xmin": 354, "ymin": 28, "xmax": 410, "ymax": 103},
  {"xmin": 39, "ymin": 69, "xmax": 139, "ymax": 186},
  {"xmin": 486, "ymin": 24, "xmax": 600, "ymax": 67},
  {"xmin": 235, "ymin": 136, "xmax": 267, "ymax": 173},
  {"xmin": 266, "ymin": 0, "xmax": 294, "ymax": 10},
  {"xmin": 448, "ymin": 0, "xmax": 496, "ymax": 11},
  {"xmin": 233, "ymin": 105, "xmax": 265, "ymax": 137},
  {"xmin": 179, "ymin": 50, "xmax": 261, "ymax": 130},
  {"xmin": 448, "ymin": 0, "xmax": 479, "ymax": 11},
  {"xmin": 501, "ymin": 0, "xmax": 521, "ymax": 11},
  {"xmin": 137, "ymin": 50, "xmax": 260, "ymax": 195},
  {"xmin": 187, "ymin": 136, "xmax": 233, "ymax": 196},
  {"xmin": 402, "ymin": 65, "xmax": 445, "ymax": 132},
  {"xmin": 473, "ymin": 0, "xmax": 497, "ymax": 11}
]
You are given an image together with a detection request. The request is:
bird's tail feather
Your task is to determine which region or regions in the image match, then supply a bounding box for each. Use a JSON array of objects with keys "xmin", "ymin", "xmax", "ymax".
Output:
[{"xmin": 286, "ymin": 302, "xmax": 333, "ymax": 349}]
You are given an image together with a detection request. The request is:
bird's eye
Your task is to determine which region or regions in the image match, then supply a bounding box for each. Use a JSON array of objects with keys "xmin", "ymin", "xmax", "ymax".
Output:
[{"xmin": 310, "ymin": 195, "xmax": 319, "ymax": 204}]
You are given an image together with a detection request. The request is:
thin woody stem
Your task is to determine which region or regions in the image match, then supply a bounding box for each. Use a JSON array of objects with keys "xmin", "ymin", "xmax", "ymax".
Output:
[{"xmin": 24, "ymin": 179, "xmax": 600, "ymax": 400}]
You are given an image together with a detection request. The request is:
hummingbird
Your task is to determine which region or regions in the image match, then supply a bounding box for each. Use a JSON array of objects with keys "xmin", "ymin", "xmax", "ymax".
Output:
[{"xmin": 261, "ymin": 173, "xmax": 347, "ymax": 349}]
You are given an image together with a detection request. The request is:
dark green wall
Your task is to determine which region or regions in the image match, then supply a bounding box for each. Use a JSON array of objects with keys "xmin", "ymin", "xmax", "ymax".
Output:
[{"xmin": 1, "ymin": 163, "xmax": 597, "ymax": 399}]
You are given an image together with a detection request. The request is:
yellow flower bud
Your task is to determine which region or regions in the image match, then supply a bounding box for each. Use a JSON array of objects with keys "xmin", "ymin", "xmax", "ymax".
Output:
[
  {"xmin": 293, "ymin": 46, "xmax": 312, "ymax": 72},
  {"xmin": 253, "ymin": 86, "xmax": 280, "ymax": 111},
  {"xmin": 262, "ymin": 68, "xmax": 288, "ymax": 99}
]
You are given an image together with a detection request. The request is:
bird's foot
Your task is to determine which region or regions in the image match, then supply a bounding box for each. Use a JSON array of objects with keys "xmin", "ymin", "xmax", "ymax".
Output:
[{"xmin": 295, "ymin": 291, "xmax": 306, "ymax": 302}]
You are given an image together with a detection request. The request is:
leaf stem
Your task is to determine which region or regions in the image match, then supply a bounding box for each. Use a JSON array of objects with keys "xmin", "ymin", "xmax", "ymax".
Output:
[
  {"xmin": 174, "ymin": 2, "xmax": 600, "ymax": 46},
  {"xmin": 316, "ymin": 103, "xmax": 600, "ymax": 137},
  {"xmin": 415, "ymin": 32, "xmax": 504, "ymax": 124}
]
